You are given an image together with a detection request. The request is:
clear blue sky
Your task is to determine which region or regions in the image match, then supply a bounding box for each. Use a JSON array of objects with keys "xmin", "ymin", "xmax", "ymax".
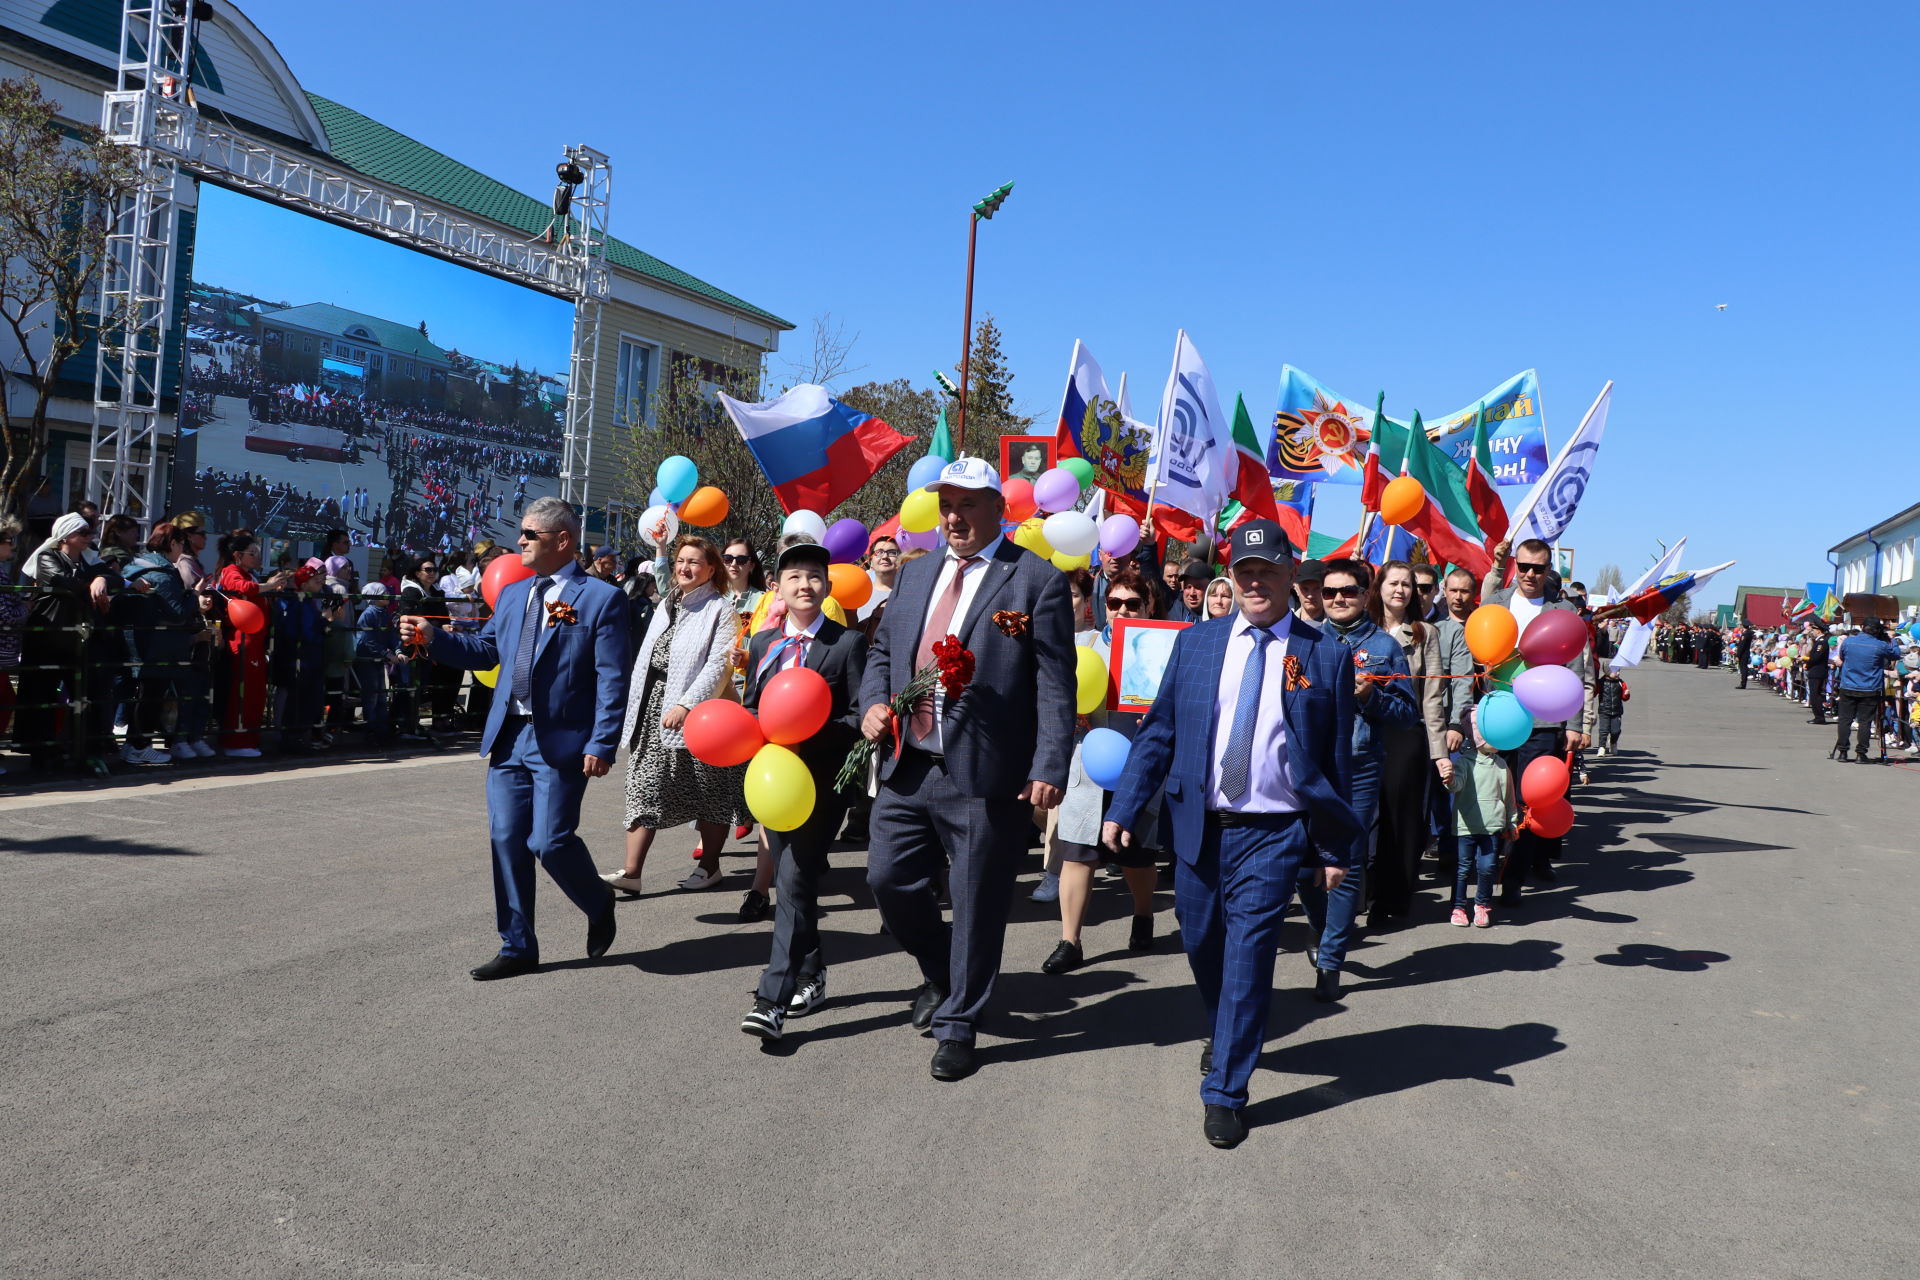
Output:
[{"xmin": 256, "ymin": 0, "xmax": 1920, "ymax": 606}]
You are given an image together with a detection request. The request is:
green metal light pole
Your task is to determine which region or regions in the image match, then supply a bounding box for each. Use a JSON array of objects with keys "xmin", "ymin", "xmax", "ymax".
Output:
[{"xmin": 955, "ymin": 181, "xmax": 1013, "ymax": 455}]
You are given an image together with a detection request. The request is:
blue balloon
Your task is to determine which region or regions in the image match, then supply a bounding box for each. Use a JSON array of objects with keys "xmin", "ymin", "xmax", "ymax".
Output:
[
  {"xmin": 1476, "ymin": 690, "xmax": 1535, "ymax": 752},
  {"xmin": 907, "ymin": 455, "xmax": 948, "ymax": 492},
  {"xmin": 1081, "ymin": 727, "xmax": 1131, "ymax": 791},
  {"xmin": 655, "ymin": 455, "xmax": 699, "ymax": 504}
]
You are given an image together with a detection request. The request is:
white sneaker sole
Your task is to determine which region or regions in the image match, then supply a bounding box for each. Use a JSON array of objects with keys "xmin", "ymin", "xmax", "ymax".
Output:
[{"xmin": 739, "ymin": 1017, "xmax": 783, "ymax": 1041}]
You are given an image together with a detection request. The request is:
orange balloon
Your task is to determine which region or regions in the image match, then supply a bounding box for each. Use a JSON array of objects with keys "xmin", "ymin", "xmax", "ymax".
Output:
[
  {"xmin": 1379, "ymin": 475, "xmax": 1425, "ymax": 526},
  {"xmin": 828, "ymin": 562, "xmax": 872, "ymax": 610},
  {"xmin": 1465, "ymin": 603, "xmax": 1519, "ymax": 665},
  {"xmin": 680, "ymin": 485, "xmax": 729, "ymax": 526},
  {"xmin": 1003, "ymin": 477, "xmax": 1037, "ymax": 523}
]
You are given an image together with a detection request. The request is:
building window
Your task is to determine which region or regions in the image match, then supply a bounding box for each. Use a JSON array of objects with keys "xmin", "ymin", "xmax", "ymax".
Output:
[
  {"xmin": 614, "ymin": 338, "xmax": 656, "ymax": 427},
  {"xmin": 302, "ymin": 336, "xmax": 313, "ymax": 353}
]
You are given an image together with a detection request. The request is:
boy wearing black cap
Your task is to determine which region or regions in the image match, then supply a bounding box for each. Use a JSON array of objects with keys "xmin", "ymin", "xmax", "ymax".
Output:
[{"xmin": 738, "ymin": 536, "xmax": 870, "ymax": 1041}]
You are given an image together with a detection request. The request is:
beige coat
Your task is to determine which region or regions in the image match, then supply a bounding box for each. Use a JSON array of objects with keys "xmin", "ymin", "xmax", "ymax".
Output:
[{"xmin": 1386, "ymin": 619, "xmax": 1450, "ymax": 761}]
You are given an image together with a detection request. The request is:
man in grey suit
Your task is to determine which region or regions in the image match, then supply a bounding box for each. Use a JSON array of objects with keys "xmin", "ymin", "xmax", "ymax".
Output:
[{"xmin": 859, "ymin": 457, "xmax": 1076, "ymax": 1082}]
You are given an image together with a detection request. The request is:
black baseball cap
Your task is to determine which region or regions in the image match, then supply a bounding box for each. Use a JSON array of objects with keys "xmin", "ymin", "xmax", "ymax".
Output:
[
  {"xmin": 774, "ymin": 539, "xmax": 831, "ymax": 574},
  {"xmin": 1294, "ymin": 558, "xmax": 1327, "ymax": 584},
  {"xmin": 1228, "ymin": 519, "xmax": 1294, "ymax": 566}
]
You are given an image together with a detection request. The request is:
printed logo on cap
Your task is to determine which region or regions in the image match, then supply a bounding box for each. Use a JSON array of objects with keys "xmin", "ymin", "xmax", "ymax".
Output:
[{"xmin": 1246, "ymin": 530, "xmax": 1265, "ymax": 545}]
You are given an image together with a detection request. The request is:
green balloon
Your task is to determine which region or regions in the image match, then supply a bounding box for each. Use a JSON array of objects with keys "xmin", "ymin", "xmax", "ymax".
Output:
[
  {"xmin": 1489, "ymin": 654, "xmax": 1526, "ymax": 691},
  {"xmin": 1059, "ymin": 456, "xmax": 1094, "ymax": 490}
]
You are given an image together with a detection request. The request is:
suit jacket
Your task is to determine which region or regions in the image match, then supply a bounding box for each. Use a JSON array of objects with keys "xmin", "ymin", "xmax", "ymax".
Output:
[
  {"xmin": 857, "ymin": 539, "xmax": 1075, "ymax": 798},
  {"xmin": 743, "ymin": 616, "xmax": 868, "ymax": 779},
  {"xmin": 1107, "ymin": 615, "xmax": 1360, "ymax": 868},
  {"xmin": 428, "ymin": 569, "xmax": 631, "ymax": 767}
]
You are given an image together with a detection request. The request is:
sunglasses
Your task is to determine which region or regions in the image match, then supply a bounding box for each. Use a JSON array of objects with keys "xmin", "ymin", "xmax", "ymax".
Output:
[
  {"xmin": 1514, "ymin": 561, "xmax": 1551, "ymax": 574},
  {"xmin": 1415, "ymin": 582, "xmax": 1436, "ymax": 592},
  {"xmin": 1322, "ymin": 585, "xmax": 1364, "ymax": 599},
  {"xmin": 1106, "ymin": 596, "xmax": 1145, "ymax": 611},
  {"xmin": 721, "ymin": 554, "xmax": 753, "ymax": 565},
  {"xmin": 518, "ymin": 528, "xmax": 558, "ymax": 541}
]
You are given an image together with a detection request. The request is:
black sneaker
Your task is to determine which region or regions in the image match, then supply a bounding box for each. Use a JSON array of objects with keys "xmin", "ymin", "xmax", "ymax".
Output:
[
  {"xmin": 740, "ymin": 997, "xmax": 784, "ymax": 1041},
  {"xmin": 737, "ymin": 889, "xmax": 772, "ymax": 923},
  {"xmin": 1041, "ymin": 939, "xmax": 1084, "ymax": 974},
  {"xmin": 1128, "ymin": 913, "xmax": 1154, "ymax": 952}
]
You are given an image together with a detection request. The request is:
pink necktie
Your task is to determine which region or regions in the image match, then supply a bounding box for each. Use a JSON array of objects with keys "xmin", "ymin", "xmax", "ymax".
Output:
[{"xmin": 909, "ymin": 556, "xmax": 975, "ymax": 745}]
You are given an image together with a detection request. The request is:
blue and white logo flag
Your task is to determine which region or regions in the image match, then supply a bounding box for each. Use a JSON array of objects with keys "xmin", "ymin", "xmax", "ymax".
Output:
[
  {"xmin": 1150, "ymin": 330, "xmax": 1234, "ymax": 529},
  {"xmin": 1509, "ymin": 381, "xmax": 1612, "ymax": 546}
]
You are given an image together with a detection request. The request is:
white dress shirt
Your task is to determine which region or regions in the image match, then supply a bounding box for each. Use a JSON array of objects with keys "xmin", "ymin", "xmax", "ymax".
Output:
[
  {"xmin": 1209, "ymin": 610, "xmax": 1301, "ymax": 813},
  {"xmin": 507, "ymin": 561, "xmax": 578, "ymax": 716},
  {"xmin": 918, "ymin": 535, "xmax": 1003, "ymax": 752}
]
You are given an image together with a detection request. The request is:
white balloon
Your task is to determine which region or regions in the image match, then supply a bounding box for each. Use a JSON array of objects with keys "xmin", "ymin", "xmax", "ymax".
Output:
[
  {"xmin": 1041, "ymin": 510, "xmax": 1099, "ymax": 558},
  {"xmin": 639, "ymin": 504, "xmax": 681, "ymax": 548},
  {"xmin": 782, "ymin": 510, "xmax": 828, "ymax": 543}
]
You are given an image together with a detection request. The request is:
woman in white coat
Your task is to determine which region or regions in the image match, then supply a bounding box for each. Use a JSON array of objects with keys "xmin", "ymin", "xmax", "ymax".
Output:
[{"xmin": 603, "ymin": 535, "xmax": 745, "ymax": 893}]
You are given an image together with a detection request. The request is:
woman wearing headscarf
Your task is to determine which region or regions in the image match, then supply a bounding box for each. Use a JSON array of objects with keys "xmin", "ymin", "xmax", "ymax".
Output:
[{"xmin": 17, "ymin": 513, "xmax": 110, "ymax": 770}]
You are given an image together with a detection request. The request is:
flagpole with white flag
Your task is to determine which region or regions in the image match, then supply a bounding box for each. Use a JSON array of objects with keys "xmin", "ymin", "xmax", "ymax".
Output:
[
  {"xmin": 1149, "ymin": 330, "xmax": 1234, "ymax": 534},
  {"xmin": 1509, "ymin": 380, "xmax": 1613, "ymax": 546}
]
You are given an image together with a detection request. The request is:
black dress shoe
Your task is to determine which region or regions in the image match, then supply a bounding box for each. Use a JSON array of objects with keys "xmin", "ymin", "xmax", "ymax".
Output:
[
  {"xmin": 737, "ymin": 889, "xmax": 772, "ymax": 923},
  {"xmin": 1041, "ymin": 939, "xmax": 1084, "ymax": 974},
  {"xmin": 1128, "ymin": 913, "xmax": 1154, "ymax": 952},
  {"xmin": 1306, "ymin": 942, "xmax": 1320, "ymax": 970},
  {"xmin": 1199, "ymin": 1038, "xmax": 1213, "ymax": 1076},
  {"xmin": 1313, "ymin": 968, "xmax": 1341, "ymax": 1003},
  {"xmin": 1532, "ymin": 863, "xmax": 1559, "ymax": 884},
  {"xmin": 911, "ymin": 982, "xmax": 947, "ymax": 1031},
  {"xmin": 930, "ymin": 1039, "xmax": 977, "ymax": 1082},
  {"xmin": 470, "ymin": 953, "xmax": 536, "ymax": 981},
  {"xmin": 586, "ymin": 895, "xmax": 617, "ymax": 959},
  {"xmin": 1203, "ymin": 1104, "xmax": 1247, "ymax": 1148}
]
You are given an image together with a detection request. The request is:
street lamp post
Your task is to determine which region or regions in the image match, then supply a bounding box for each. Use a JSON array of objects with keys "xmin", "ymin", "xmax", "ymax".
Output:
[{"xmin": 955, "ymin": 181, "xmax": 1013, "ymax": 455}]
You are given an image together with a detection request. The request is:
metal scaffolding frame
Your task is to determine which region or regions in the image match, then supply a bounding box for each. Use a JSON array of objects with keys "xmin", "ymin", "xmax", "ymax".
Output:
[{"xmin": 86, "ymin": 0, "xmax": 610, "ymax": 522}]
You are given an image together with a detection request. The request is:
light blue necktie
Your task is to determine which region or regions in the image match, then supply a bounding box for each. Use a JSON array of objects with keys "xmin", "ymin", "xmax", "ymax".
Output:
[
  {"xmin": 1219, "ymin": 627, "xmax": 1274, "ymax": 802},
  {"xmin": 509, "ymin": 576, "xmax": 550, "ymax": 707}
]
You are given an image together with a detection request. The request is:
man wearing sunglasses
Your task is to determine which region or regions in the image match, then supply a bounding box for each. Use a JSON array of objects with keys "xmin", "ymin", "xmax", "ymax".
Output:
[{"xmin": 1483, "ymin": 537, "xmax": 1596, "ymax": 904}]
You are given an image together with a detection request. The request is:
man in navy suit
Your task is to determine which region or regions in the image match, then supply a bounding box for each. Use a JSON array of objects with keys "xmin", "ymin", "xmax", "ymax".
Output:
[
  {"xmin": 1104, "ymin": 519, "xmax": 1359, "ymax": 1148},
  {"xmin": 400, "ymin": 497, "xmax": 631, "ymax": 980},
  {"xmin": 859, "ymin": 457, "xmax": 1076, "ymax": 1082}
]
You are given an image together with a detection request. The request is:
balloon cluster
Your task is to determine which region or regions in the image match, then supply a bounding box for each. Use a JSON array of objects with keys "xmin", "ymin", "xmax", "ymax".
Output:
[
  {"xmin": 1462, "ymin": 602, "xmax": 1589, "ymax": 835},
  {"xmin": 639, "ymin": 455, "xmax": 730, "ymax": 548},
  {"xmin": 773, "ymin": 509, "xmax": 875, "ymax": 612},
  {"xmin": 681, "ymin": 668, "xmax": 835, "ymax": 831}
]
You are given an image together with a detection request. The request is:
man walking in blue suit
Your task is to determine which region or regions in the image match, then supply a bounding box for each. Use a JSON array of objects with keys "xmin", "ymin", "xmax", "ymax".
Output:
[
  {"xmin": 400, "ymin": 497, "xmax": 631, "ymax": 980},
  {"xmin": 1104, "ymin": 519, "xmax": 1359, "ymax": 1148}
]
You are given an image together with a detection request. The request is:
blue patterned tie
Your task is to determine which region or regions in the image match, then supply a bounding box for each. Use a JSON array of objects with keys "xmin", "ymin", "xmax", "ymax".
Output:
[
  {"xmin": 1219, "ymin": 627, "xmax": 1274, "ymax": 802},
  {"xmin": 509, "ymin": 576, "xmax": 549, "ymax": 707}
]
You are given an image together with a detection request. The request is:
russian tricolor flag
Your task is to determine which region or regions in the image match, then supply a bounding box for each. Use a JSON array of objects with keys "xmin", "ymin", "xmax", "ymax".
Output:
[{"xmin": 718, "ymin": 384, "xmax": 913, "ymax": 515}]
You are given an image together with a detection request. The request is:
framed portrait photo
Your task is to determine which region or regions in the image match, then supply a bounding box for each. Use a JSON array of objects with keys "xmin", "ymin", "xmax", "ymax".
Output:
[
  {"xmin": 1555, "ymin": 547, "xmax": 1576, "ymax": 580},
  {"xmin": 1108, "ymin": 618, "xmax": 1191, "ymax": 713},
  {"xmin": 999, "ymin": 435, "xmax": 1055, "ymax": 488}
]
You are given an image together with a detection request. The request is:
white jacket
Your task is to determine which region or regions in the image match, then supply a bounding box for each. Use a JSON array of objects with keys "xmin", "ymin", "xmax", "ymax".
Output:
[{"xmin": 620, "ymin": 582, "xmax": 736, "ymax": 753}]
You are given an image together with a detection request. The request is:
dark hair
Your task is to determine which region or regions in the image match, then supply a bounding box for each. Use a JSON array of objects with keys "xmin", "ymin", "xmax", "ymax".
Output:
[
  {"xmin": 1107, "ymin": 566, "xmax": 1163, "ymax": 619},
  {"xmin": 1064, "ymin": 568, "xmax": 1096, "ymax": 627},
  {"xmin": 146, "ymin": 521, "xmax": 186, "ymax": 555},
  {"xmin": 1367, "ymin": 560, "xmax": 1427, "ymax": 645},
  {"xmin": 217, "ymin": 529, "xmax": 257, "ymax": 566},
  {"xmin": 721, "ymin": 537, "xmax": 766, "ymax": 591},
  {"xmin": 102, "ymin": 513, "xmax": 141, "ymax": 549},
  {"xmin": 1411, "ymin": 562, "xmax": 1439, "ymax": 582},
  {"xmin": 1320, "ymin": 558, "xmax": 1373, "ymax": 591},
  {"xmin": 325, "ymin": 528, "xmax": 349, "ymax": 550},
  {"xmin": 1515, "ymin": 537, "xmax": 1553, "ymax": 560}
]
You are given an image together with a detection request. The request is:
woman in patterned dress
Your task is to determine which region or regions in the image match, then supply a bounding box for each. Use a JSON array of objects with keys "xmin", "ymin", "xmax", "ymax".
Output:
[{"xmin": 603, "ymin": 535, "xmax": 745, "ymax": 895}]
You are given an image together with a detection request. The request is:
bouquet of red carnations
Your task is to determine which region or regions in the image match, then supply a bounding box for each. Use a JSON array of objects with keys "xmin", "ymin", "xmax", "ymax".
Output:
[{"xmin": 834, "ymin": 634, "xmax": 974, "ymax": 794}]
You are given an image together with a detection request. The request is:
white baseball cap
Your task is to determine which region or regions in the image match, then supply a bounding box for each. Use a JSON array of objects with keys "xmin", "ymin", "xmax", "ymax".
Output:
[{"xmin": 921, "ymin": 457, "xmax": 1002, "ymax": 494}]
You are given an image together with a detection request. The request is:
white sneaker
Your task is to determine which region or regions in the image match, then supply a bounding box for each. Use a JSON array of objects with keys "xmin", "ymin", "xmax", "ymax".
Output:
[
  {"xmin": 223, "ymin": 747, "xmax": 262, "ymax": 759},
  {"xmin": 190, "ymin": 740, "xmax": 216, "ymax": 758},
  {"xmin": 788, "ymin": 973, "xmax": 827, "ymax": 1018},
  {"xmin": 121, "ymin": 745, "xmax": 171, "ymax": 766},
  {"xmin": 170, "ymin": 742, "xmax": 196, "ymax": 761},
  {"xmin": 677, "ymin": 865, "xmax": 723, "ymax": 891},
  {"xmin": 602, "ymin": 870, "xmax": 646, "ymax": 893}
]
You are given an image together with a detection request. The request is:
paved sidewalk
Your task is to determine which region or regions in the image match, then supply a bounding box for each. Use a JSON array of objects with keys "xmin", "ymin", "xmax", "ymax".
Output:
[{"xmin": 2, "ymin": 661, "xmax": 1913, "ymax": 1278}]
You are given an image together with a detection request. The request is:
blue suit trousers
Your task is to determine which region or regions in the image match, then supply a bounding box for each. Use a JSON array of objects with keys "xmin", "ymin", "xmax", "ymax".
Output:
[
  {"xmin": 485, "ymin": 719, "xmax": 607, "ymax": 959},
  {"xmin": 1177, "ymin": 812, "xmax": 1309, "ymax": 1109}
]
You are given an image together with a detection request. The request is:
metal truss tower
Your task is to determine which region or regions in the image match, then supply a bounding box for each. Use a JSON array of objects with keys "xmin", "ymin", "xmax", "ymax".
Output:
[{"xmin": 557, "ymin": 146, "xmax": 610, "ymax": 515}]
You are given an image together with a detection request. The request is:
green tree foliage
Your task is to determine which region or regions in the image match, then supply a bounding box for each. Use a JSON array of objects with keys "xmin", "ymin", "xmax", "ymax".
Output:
[{"xmin": 958, "ymin": 314, "xmax": 1030, "ymax": 448}]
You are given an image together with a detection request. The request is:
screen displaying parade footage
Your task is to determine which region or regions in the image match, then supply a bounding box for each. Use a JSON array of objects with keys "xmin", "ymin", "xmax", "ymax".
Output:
[{"xmin": 175, "ymin": 183, "xmax": 575, "ymax": 565}]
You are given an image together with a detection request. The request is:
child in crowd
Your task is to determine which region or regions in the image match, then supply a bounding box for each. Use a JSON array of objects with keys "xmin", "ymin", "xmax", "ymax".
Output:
[
  {"xmin": 352, "ymin": 583, "xmax": 398, "ymax": 743},
  {"xmin": 1444, "ymin": 704, "xmax": 1515, "ymax": 929},
  {"xmin": 1594, "ymin": 671, "xmax": 1630, "ymax": 756}
]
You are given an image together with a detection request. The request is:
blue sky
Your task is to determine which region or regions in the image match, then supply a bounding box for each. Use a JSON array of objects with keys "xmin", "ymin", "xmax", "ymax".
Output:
[{"xmin": 256, "ymin": 0, "xmax": 1920, "ymax": 605}]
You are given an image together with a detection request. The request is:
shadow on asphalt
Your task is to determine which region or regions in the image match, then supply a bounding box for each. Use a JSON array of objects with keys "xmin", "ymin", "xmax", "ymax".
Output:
[
  {"xmin": 1344, "ymin": 938, "xmax": 1564, "ymax": 992},
  {"xmin": 1246, "ymin": 1021, "xmax": 1567, "ymax": 1128},
  {"xmin": 5, "ymin": 833, "xmax": 202, "ymax": 856},
  {"xmin": 1593, "ymin": 944, "xmax": 1731, "ymax": 971}
]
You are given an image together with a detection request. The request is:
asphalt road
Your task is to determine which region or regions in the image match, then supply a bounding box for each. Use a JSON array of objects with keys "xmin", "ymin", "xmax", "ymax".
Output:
[{"xmin": 3, "ymin": 661, "xmax": 1915, "ymax": 1279}]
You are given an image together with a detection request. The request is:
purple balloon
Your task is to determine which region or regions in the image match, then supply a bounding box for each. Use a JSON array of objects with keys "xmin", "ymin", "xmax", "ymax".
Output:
[
  {"xmin": 1510, "ymin": 663, "xmax": 1585, "ymax": 723},
  {"xmin": 1098, "ymin": 514, "xmax": 1142, "ymax": 558},
  {"xmin": 823, "ymin": 517, "xmax": 869, "ymax": 563},
  {"xmin": 1032, "ymin": 468, "xmax": 1081, "ymax": 514},
  {"xmin": 896, "ymin": 526, "xmax": 940, "ymax": 552}
]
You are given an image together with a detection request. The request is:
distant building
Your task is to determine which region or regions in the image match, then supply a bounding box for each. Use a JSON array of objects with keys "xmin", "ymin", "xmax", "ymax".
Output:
[
  {"xmin": 1731, "ymin": 586, "xmax": 1801, "ymax": 627},
  {"xmin": 256, "ymin": 303, "xmax": 452, "ymax": 402},
  {"xmin": 1830, "ymin": 501, "xmax": 1920, "ymax": 612}
]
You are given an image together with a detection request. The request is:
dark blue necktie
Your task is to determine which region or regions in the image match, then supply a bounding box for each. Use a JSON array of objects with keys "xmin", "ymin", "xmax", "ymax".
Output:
[
  {"xmin": 509, "ymin": 577, "xmax": 550, "ymax": 707},
  {"xmin": 1219, "ymin": 627, "xmax": 1274, "ymax": 802}
]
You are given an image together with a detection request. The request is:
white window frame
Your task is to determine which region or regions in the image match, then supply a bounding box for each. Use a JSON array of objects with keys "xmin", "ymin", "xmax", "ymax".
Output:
[{"xmin": 613, "ymin": 333, "xmax": 662, "ymax": 428}]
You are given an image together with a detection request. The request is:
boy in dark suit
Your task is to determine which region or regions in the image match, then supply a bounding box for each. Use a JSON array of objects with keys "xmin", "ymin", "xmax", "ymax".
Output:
[{"xmin": 739, "ymin": 537, "xmax": 869, "ymax": 1041}]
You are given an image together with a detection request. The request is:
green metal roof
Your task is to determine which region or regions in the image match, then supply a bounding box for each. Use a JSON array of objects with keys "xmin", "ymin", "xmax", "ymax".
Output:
[
  {"xmin": 305, "ymin": 95, "xmax": 791, "ymax": 330},
  {"xmin": 258, "ymin": 302, "xmax": 450, "ymax": 362}
]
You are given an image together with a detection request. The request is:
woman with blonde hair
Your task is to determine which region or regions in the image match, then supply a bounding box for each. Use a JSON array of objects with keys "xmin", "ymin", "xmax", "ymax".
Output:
[{"xmin": 605, "ymin": 534, "xmax": 746, "ymax": 894}]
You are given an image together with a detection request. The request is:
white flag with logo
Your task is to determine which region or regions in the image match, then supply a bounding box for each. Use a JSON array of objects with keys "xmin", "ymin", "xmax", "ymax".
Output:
[
  {"xmin": 1510, "ymin": 380, "xmax": 1612, "ymax": 546},
  {"xmin": 1149, "ymin": 330, "xmax": 1234, "ymax": 529}
]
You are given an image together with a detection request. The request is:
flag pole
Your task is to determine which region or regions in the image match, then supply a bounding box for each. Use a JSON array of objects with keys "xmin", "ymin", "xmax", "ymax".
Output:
[{"xmin": 1509, "ymin": 378, "xmax": 1613, "ymax": 538}]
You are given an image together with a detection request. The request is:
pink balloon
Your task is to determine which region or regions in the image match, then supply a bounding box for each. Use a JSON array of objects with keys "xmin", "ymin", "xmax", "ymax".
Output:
[
  {"xmin": 896, "ymin": 526, "xmax": 941, "ymax": 552},
  {"xmin": 1032, "ymin": 468, "xmax": 1081, "ymax": 514}
]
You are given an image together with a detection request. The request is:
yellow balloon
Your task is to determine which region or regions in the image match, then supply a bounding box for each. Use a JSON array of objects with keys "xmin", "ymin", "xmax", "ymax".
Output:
[
  {"xmin": 1050, "ymin": 551, "xmax": 1092, "ymax": 571},
  {"xmin": 900, "ymin": 489, "xmax": 940, "ymax": 533},
  {"xmin": 1013, "ymin": 516, "xmax": 1053, "ymax": 560},
  {"xmin": 1074, "ymin": 646, "xmax": 1107, "ymax": 714},
  {"xmin": 474, "ymin": 666, "xmax": 499, "ymax": 688},
  {"xmin": 743, "ymin": 743, "xmax": 815, "ymax": 832}
]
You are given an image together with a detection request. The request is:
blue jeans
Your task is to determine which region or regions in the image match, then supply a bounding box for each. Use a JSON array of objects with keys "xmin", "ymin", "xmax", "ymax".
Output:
[
  {"xmin": 1296, "ymin": 759, "xmax": 1380, "ymax": 972},
  {"xmin": 1454, "ymin": 833, "xmax": 1498, "ymax": 908}
]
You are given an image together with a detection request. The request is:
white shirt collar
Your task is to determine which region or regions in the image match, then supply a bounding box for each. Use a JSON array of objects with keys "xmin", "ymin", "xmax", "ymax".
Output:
[
  {"xmin": 947, "ymin": 535, "xmax": 1004, "ymax": 565},
  {"xmin": 784, "ymin": 612, "xmax": 825, "ymax": 640},
  {"xmin": 1231, "ymin": 609, "xmax": 1292, "ymax": 644}
]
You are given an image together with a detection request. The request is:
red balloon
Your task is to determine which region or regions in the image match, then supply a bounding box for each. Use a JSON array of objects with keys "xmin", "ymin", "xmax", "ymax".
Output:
[
  {"xmin": 1525, "ymin": 797, "xmax": 1575, "ymax": 839},
  {"xmin": 226, "ymin": 598, "xmax": 266, "ymax": 635},
  {"xmin": 682, "ymin": 698, "xmax": 765, "ymax": 767},
  {"xmin": 482, "ymin": 555, "xmax": 534, "ymax": 609},
  {"xmin": 1520, "ymin": 755, "xmax": 1570, "ymax": 809},
  {"xmin": 1003, "ymin": 478, "xmax": 1037, "ymax": 523},
  {"xmin": 759, "ymin": 667, "xmax": 831, "ymax": 745},
  {"xmin": 1517, "ymin": 609, "xmax": 1589, "ymax": 667}
]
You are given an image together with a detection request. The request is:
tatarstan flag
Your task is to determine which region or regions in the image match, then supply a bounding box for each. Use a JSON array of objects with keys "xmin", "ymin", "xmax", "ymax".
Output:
[
  {"xmin": 1397, "ymin": 410, "xmax": 1493, "ymax": 578},
  {"xmin": 1359, "ymin": 392, "xmax": 1405, "ymax": 512},
  {"xmin": 1465, "ymin": 402, "xmax": 1508, "ymax": 549},
  {"xmin": 1228, "ymin": 394, "xmax": 1281, "ymax": 525}
]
